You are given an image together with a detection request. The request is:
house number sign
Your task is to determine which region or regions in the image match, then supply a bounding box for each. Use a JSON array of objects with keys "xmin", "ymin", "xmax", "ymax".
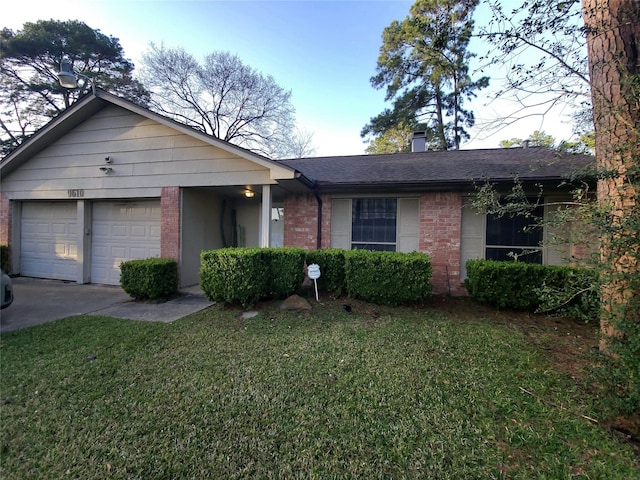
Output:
[{"xmin": 67, "ymin": 189, "xmax": 84, "ymax": 198}]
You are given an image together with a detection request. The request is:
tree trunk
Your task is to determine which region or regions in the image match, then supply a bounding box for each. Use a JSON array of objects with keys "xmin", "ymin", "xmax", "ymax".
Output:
[
  {"xmin": 434, "ymin": 86, "xmax": 447, "ymax": 150},
  {"xmin": 582, "ymin": 0, "xmax": 640, "ymax": 350}
]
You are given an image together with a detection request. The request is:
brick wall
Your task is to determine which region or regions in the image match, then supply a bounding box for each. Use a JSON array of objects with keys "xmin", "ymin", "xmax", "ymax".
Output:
[
  {"xmin": 161, "ymin": 187, "xmax": 180, "ymax": 260},
  {"xmin": 0, "ymin": 192, "xmax": 9, "ymax": 246},
  {"xmin": 419, "ymin": 192, "xmax": 464, "ymax": 295},
  {"xmin": 0, "ymin": 193, "xmax": 11, "ymax": 272},
  {"xmin": 284, "ymin": 193, "xmax": 331, "ymax": 250}
]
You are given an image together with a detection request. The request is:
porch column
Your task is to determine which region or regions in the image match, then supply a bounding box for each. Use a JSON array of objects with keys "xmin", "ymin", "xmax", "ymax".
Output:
[{"xmin": 259, "ymin": 184, "xmax": 272, "ymax": 247}]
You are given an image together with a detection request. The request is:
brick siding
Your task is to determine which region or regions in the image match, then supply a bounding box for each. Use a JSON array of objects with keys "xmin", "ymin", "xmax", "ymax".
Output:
[
  {"xmin": 283, "ymin": 193, "xmax": 331, "ymax": 250},
  {"xmin": 418, "ymin": 192, "xmax": 464, "ymax": 295},
  {"xmin": 161, "ymin": 187, "xmax": 180, "ymax": 260},
  {"xmin": 0, "ymin": 192, "xmax": 9, "ymax": 246},
  {"xmin": 0, "ymin": 192, "xmax": 10, "ymax": 271}
]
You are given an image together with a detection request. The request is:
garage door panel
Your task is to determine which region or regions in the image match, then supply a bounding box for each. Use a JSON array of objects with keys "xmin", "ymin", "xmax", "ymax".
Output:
[
  {"xmin": 130, "ymin": 247, "xmax": 148, "ymax": 258},
  {"xmin": 20, "ymin": 202, "xmax": 78, "ymax": 281},
  {"xmin": 112, "ymin": 225, "xmax": 127, "ymax": 237},
  {"xmin": 91, "ymin": 200, "xmax": 161, "ymax": 285},
  {"xmin": 131, "ymin": 225, "xmax": 147, "ymax": 237}
]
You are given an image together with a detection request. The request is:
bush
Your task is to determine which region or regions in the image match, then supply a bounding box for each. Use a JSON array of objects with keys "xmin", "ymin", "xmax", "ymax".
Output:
[
  {"xmin": 345, "ymin": 250, "xmax": 432, "ymax": 306},
  {"xmin": 465, "ymin": 259, "xmax": 598, "ymax": 320},
  {"xmin": 120, "ymin": 258, "xmax": 178, "ymax": 301},
  {"xmin": 200, "ymin": 248, "xmax": 270, "ymax": 307},
  {"xmin": 200, "ymin": 248, "xmax": 306, "ymax": 307},
  {"xmin": 305, "ymin": 249, "xmax": 347, "ymax": 296},
  {"xmin": 0, "ymin": 245, "xmax": 8, "ymax": 272},
  {"xmin": 264, "ymin": 248, "xmax": 306, "ymax": 298}
]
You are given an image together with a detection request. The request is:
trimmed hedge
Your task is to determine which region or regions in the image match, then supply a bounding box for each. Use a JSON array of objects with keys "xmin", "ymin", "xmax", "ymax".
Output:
[
  {"xmin": 0, "ymin": 245, "xmax": 8, "ymax": 272},
  {"xmin": 345, "ymin": 250, "xmax": 433, "ymax": 306},
  {"xmin": 264, "ymin": 248, "xmax": 307, "ymax": 298},
  {"xmin": 465, "ymin": 259, "xmax": 598, "ymax": 320},
  {"xmin": 201, "ymin": 248, "xmax": 434, "ymax": 307},
  {"xmin": 120, "ymin": 258, "xmax": 178, "ymax": 301},
  {"xmin": 201, "ymin": 248, "xmax": 269, "ymax": 307},
  {"xmin": 305, "ymin": 248, "xmax": 347, "ymax": 296},
  {"xmin": 200, "ymin": 248, "xmax": 306, "ymax": 307}
]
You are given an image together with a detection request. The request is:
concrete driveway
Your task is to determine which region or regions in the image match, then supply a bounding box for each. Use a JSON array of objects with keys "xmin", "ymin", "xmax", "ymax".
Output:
[{"xmin": 0, "ymin": 277, "xmax": 214, "ymax": 333}]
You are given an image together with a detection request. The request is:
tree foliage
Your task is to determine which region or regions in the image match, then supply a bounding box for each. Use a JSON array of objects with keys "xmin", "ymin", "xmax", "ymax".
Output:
[
  {"xmin": 0, "ymin": 20, "xmax": 149, "ymax": 155},
  {"xmin": 363, "ymin": 0, "xmax": 489, "ymax": 151},
  {"xmin": 499, "ymin": 130, "xmax": 556, "ymax": 148},
  {"xmin": 365, "ymin": 122, "xmax": 413, "ymax": 154},
  {"xmin": 140, "ymin": 44, "xmax": 311, "ymax": 159},
  {"xmin": 498, "ymin": 129, "xmax": 594, "ymax": 153}
]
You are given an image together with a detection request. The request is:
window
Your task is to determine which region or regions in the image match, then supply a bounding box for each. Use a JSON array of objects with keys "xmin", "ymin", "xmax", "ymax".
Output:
[
  {"xmin": 485, "ymin": 201, "xmax": 544, "ymax": 263},
  {"xmin": 351, "ymin": 198, "xmax": 397, "ymax": 251}
]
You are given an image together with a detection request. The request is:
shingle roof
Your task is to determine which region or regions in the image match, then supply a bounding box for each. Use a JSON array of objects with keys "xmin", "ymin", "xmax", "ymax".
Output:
[{"xmin": 278, "ymin": 147, "xmax": 594, "ymax": 189}]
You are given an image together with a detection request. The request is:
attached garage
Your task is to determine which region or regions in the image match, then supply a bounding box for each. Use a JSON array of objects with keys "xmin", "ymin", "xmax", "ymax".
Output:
[
  {"xmin": 91, "ymin": 200, "xmax": 161, "ymax": 285},
  {"xmin": 20, "ymin": 202, "xmax": 79, "ymax": 281},
  {"xmin": 0, "ymin": 90, "xmax": 304, "ymax": 288}
]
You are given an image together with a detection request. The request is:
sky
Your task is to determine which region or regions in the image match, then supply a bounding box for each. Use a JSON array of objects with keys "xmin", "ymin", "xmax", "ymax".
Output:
[{"xmin": 4, "ymin": 0, "xmax": 580, "ymax": 156}]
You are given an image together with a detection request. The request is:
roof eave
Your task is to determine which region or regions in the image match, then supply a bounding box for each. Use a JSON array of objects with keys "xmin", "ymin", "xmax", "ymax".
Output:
[{"xmin": 310, "ymin": 176, "xmax": 575, "ymax": 192}]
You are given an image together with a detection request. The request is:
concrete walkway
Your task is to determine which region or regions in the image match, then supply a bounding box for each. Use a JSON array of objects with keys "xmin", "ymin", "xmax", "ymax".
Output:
[{"xmin": 0, "ymin": 277, "xmax": 214, "ymax": 333}]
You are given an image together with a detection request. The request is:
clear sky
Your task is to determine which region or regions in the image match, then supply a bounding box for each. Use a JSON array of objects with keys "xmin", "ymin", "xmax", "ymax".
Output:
[{"xmin": 4, "ymin": 0, "xmax": 578, "ymax": 156}]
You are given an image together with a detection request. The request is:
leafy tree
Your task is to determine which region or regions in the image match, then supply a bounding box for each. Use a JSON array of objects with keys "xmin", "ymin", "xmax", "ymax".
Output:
[
  {"xmin": 475, "ymin": 0, "xmax": 639, "ymax": 413},
  {"xmin": 365, "ymin": 122, "xmax": 413, "ymax": 154},
  {"xmin": 362, "ymin": 0, "xmax": 489, "ymax": 151},
  {"xmin": 0, "ymin": 20, "xmax": 149, "ymax": 155},
  {"xmin": 499, "ymin": 130, "xmax": 595, "ymax": 153},
  {"xmin": 139, "ymin": 44, "xmax": 310, "ymax": 159},
  {"xmin": 499, "ymin": 130, "xmax": 556, "ymax": 148}
]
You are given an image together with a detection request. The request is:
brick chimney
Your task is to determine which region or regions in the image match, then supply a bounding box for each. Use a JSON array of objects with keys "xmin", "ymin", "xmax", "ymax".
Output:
[{"xmin": 411, "ymin": 131, "xmax": 427, "ymax": 152}]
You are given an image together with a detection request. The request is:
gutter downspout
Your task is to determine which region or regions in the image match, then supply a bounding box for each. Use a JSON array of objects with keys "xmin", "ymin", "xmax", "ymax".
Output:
[{"xmin": 313, "ymin": 188, "xmax": 322, "ymax": 250}]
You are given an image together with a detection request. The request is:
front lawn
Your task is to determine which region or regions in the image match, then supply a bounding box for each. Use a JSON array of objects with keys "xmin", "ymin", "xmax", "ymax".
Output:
[{"xmin": 1, "ymin": 298, "xmax": 638, "ymax": 479}]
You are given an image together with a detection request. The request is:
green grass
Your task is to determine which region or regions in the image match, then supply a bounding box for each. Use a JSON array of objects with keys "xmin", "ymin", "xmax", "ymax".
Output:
[{"xmin": 1, "ymin": 300, "xmax": 638, "ymax": 479}]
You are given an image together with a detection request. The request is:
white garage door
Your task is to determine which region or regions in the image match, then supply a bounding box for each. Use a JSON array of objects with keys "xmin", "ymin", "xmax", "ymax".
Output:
[
  {"xmin": 91, "ymin": 200, "xmax": 161, "ymax": 285},
  {"xmin": 20, "ymin": 202, "xmax": 79, "ymax": 281}
]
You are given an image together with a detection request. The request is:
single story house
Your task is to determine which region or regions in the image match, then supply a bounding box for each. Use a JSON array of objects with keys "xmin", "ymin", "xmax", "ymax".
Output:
[{"xmin": 0, "ymin": 89, "xmax": 593, "ymax": 294}]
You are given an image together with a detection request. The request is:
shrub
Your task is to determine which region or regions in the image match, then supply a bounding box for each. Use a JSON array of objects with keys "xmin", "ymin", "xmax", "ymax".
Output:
[
  {"xmin": 305, "ymin": 249, "xmax": 347, "ymax": 296},
  {"xmin": 0, "ymin": 245, "xmax": 8, "ymax": 272},
  {"xmin": 465, "ymin": 259, "xmax": 598, "ymax": 320},
  {"xmin": 200, "ymin": 248, "xmax": 306, "ymax": 307},
  {"xmin": 120, "ymin": 258, "xmax": 178, "ymax": 301},
  {"xmin": 264, "ymin": 248, "xmax": 306, "ymax": 298},
  {"xmin": 200, "ymin": 248, "xmax": 270, "ymax": 307},
  {"xmin": 345, "ymin": 250, "xmax": 432, "ymax": 306}
]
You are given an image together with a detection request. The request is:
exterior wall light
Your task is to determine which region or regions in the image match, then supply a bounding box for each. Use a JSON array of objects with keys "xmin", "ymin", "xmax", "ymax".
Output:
[
  {"xmin": 99, "ymin": 167, "xmax": 113, "ymax": 174},
  {"xmin": 244, "ymin": 190, "xmax": 255, "ymax": 198}
]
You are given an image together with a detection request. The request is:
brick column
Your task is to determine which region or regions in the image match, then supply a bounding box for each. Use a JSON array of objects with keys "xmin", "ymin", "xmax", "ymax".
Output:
[
  {"xmin": 0, "ymin": 192, "xmax": 10, "ymax": 246},
  {"xmin": 284, "ymin": 193, "xmax": 328, "ymax": 250},
  {"xmin": 320, "ymin": 194, "xmax": 332, "ymax": 249},
  {"xmin": 419, "ymin": 192, "xmax": 463, "ymax": 295},
  {"xmin": 161, "ymin": 187, "xmax": 180, "ymax": 260},
  {"xmin": 0, "ymin": 192, "xmax": 11, "ymax": 272}
]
